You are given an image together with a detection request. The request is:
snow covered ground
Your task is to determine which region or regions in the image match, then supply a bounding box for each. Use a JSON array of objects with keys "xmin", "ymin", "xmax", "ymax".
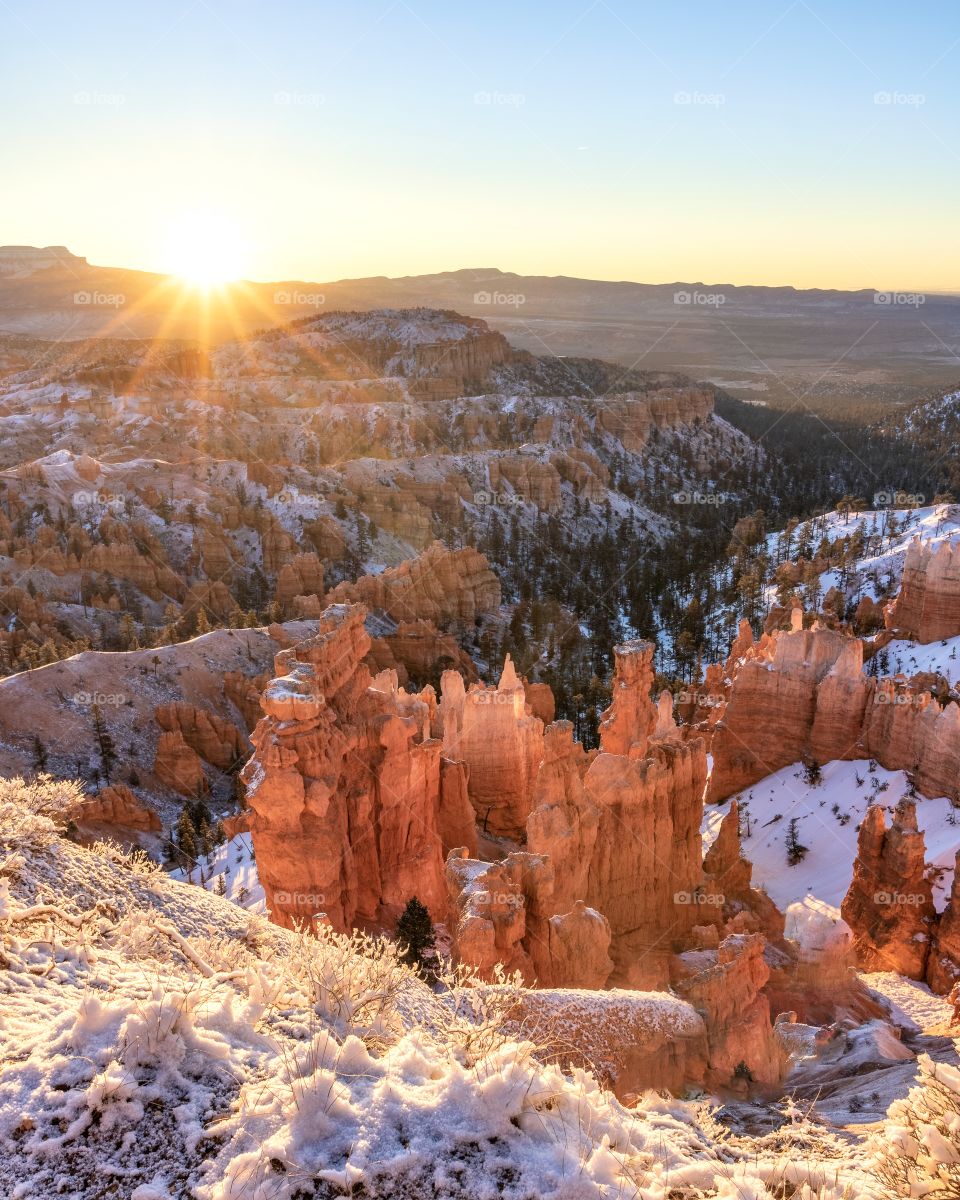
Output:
[
  {"xmin": 703, "ymin": 758, "xmax": 959, "ymax": 912},
  {"xmin": 764, "ymin": 503, "xmax": 960, "ymax": 608},
  {"xmin": 0, "ymin": 775, "xmax": 889, "ymax": 1200},
  {"xmin": 170, "ymin": 831, "xmax": 266, "ymax": 914},
  {"xmin": 870, "ymin": 633, "xmax": 960, "ymax": 686}
]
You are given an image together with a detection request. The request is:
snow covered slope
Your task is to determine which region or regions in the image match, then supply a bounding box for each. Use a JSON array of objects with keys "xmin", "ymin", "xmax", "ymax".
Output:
[
  {"xmin": 0, "ymin": 774, "xmax": 889, "ymax": 1199},
  {"xmin": 703, "ymin": 758, "xmax": 958, "ymax": 912}
]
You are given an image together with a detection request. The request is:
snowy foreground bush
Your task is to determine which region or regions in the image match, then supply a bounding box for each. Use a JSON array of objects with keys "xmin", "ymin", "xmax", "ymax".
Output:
[{"xmin": 0, "ymin": 776, "xmax": 938, "ymax": 1198}]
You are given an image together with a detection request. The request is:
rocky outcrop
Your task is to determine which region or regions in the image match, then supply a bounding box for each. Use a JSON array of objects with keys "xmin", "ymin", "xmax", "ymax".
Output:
[
  {"xmin": 275, "ymin": 552, "xmax": 324, "ymax": 616},
  {"xmin": 672, "ymin": 933, "xmax": 785, "ymax": 1090},
  {"xmin": 441, "ymin": 657, "xmax": 545, "ymax": 840},
  {"xmin": 505, "ymin": 988, "xmax": 708, "ymax": 1099},
  {"xmin": 71, "ymin": 784, "xmax": 161, "ymax": 836},
  {"xmin": 702, "ymin": 801, "xmax": 785, "ymax": 941},
  {"xmin": 155, "ymin": 703, "xmax": 247, "ymax": 771},
  {"xmin": 487, "ymin": 456, "xmax": 562, "ymax": 510},
  {"xmin": 706, "ymin": 619, "xmax": 960, "ymax": 806},
  {"xmin": 366, "ymin": 619, "xmax": 478, "ymax": 686},
  {"xmin": 153, "ymin": 730, "xmax": 208, "ymax": 796},
  {"xmin": 327, "ymin": 543, "xmax": 500, "ymax": 625},
  {"xmin": 891, "ymin": 536, "xmax": 960, "ymax": 643},
  {"xmin": 928, "ymin": 851, "xmax": 960, "ymax": 995},
  {"xmin": 598, "ymin": 641, "xmax": 658, "ymax": 757},
  {"xmin": 241, "ymin": 604, "xmax": 453, "ymax": 931},
  {"xmin": 841, "ymin": 800, "xmax": 937, "ymax": 979}
]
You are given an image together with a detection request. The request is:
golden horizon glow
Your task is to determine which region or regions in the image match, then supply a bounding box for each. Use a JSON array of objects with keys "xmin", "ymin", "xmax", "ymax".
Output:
[{"xmin": 161, "ymin": 213, "xmax": 249, "ymax": 290}]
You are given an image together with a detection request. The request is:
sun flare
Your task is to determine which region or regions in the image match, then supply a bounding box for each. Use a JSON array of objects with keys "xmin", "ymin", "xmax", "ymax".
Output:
[{"xmin": 163, "ymin": 213, "xmax": 247, "ymax": 288}]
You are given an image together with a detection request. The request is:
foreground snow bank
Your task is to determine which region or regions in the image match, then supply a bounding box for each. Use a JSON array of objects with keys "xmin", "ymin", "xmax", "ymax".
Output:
[{"xmin": 0, "ymin": 776, "xmax": 889, "ymax": 1198}]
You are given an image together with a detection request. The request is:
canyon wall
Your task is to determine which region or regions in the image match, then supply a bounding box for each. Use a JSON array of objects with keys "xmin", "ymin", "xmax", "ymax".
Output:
[
  {"xmin": 707, "ymin": 618, "xmax": 960, "ymax": 806},
  {"xmin": 890, "ymin": 536, "xmax": 960, "ymax": 643}
]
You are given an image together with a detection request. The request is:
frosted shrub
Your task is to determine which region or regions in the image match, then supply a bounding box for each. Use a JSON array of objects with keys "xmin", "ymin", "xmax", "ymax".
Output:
[{"xmin": 872, "ymin": 1053, "xmax": 960, "ymax": 1196}]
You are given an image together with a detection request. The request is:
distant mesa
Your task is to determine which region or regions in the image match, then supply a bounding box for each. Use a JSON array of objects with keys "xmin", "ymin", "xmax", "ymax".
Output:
[{"xmin": 0, "ymin": 245, "xmax": 88, "ymax": 277}]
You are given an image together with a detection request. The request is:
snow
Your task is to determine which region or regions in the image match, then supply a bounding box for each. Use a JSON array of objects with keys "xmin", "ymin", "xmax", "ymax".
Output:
[
  {"xmin": 861, "ymin": 972, "xmax": 957, "ymax": 1035},
  {"xmin": 0, "ymin": 776, "xmax": 888, "ymax": 1199},
  {"xmin": 703, "ymin": 758, "xmax": 960, "ymax": 912},
  {"xmin": 171, "ymin": 832, "xmax": 265, "ymax": 913},
  {"xmin": 871, "ymin": 633, "xmax": 960, "ymax": 686}
]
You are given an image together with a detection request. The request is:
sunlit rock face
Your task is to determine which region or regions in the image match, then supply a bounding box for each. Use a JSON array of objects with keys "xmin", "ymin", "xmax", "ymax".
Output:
[
  {"xmin": 891, "ymin": 536, "xmax": 960, "ymax": 643},
  {"xmin": 242, "ymin": 603, "xmax": 451, "ymax": 932},
  {"xmin": 841, "ymin": 800, "xmax": 937, "ymax": 979}
]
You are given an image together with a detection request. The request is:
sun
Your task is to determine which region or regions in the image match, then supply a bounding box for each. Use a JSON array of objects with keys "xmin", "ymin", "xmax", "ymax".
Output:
[{"xmin": 163, "ymin": 212, "xmax": 248, "ymax": 289}]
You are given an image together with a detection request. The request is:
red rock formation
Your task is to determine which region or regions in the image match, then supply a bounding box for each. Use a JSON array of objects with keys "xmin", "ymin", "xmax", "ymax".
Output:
[
  {"xmin": 72, "ymin": 784, "xmax": 161, "ymax": 835},
  {"xmin": 672, "ymin": 933, "xmax": 785, "ymax": 1089},
  {"xmin": 928, "ymin": 851, "xmax": 960, "ymax": 995},
  {"xmin": 598, "ymin": 641, "xmax": 658, "ymax": 758},
  {"xmin": 242, "ymin": 604, "xmax": 455, "ymax": 931},
  {"xmin": 366, "ymin": 619, "xmax": 478, "ymax": 686},
  {"xmin": 841, "ymin": 800, "xmax": 937, "ymax": 979},
  {"xmin": 327, "ymin": 543, "xmax": 500, "ymax": 625},
  {"xmin": 487, "ymin": 456, "xmax": 562, "ymax": 510},
  {"xmin": 153, "ymin": 730, "xmax": 208, "ymax": 796},
  {"xmin": 275, "ymin": 552, "xmax": 324, "ymax": 616},
  {"xmin": 891, "ymin": 535, "xmax": 960, "ymax": 642},
  {"xmin": 155, "ymin": 702, "xmax": 247, "ymax": 771},
  {"xmin": 440, "ymin": 656, "xmax": 545, "ymax": 840},
  {"xmin": 702, "ymin": 800, "xmax": 785, "ymax": 941}
]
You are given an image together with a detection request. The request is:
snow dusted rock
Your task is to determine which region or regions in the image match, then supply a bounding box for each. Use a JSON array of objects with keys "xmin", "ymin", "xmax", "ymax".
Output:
[
  {"xmin": 326, "ymin": 541, "xmax": 500, "ymax": 624},
  {"xmin": 507, "ymin": 987, "xmax": 709, "ymax": 1098},
  {"xmin": 242, "ymin": 603, "xmax": 456, "ymax": 931},
  {"xmin": 892, "ymin": 535, "xmax": 960, "ymax": 643},
  {"xmin": 71, "ymin": 783, "xmax": 162, "ymax": 838},
  {"xmin": 702, "ymin": 799, "xmax": 785, "ymax": 941},
  {"xmin": 842, "ymin": 800, "xmax": 938, "ymax": 979}
]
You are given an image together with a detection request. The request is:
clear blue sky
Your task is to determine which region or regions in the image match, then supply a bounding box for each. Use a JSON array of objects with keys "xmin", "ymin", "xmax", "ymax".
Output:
[{"xmin": 1, "ymin": 0, "xmax": 957, "ymax": 288}]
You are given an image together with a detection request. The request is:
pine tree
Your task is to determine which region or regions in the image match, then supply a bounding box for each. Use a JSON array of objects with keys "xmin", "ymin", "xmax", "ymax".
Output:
[
  {"xmin": 395, "ymin": 896, "xmax": 436, "ymax": 975},
  {"xmin": 92, "ymin": 703, "xmax": 117, "ymax": 784},
  {"xmin": 31, "ymin": 734, "xmax": 48, "ymax": 773},
  {"xmin": 786, "ymin": 817, "xmax": 809, "ymax": 866}
]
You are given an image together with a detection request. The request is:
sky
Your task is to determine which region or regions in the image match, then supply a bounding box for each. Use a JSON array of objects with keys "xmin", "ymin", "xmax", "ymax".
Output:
[{"xmin": 1, "ymin": 0, "xmax": 958, "ymax": 291}]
